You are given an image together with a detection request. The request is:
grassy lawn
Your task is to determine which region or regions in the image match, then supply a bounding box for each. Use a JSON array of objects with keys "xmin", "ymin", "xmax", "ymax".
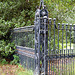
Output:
[{"xmin": 59, "ymin": 43, "xmax": 73, "ymax": 49}]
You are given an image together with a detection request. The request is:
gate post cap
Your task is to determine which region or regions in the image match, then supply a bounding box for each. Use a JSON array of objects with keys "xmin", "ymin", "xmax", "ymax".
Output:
[
  {"xmin": 49, "ymin": 18, "xmax": 52, "ymax": 20},
  {"xmin": 73, "ymin": 24, "xmax": 75, "ymax": 25},
  {"xmin": 62, "ymin": 23, "xmax": 64, "ymax": 25},
  {"xmin": 70, "ymin": 24, "xmax": 72, "ymax": 25},
  {"xmin": 73, "ymin": 24, "xmax": 75, "ymax": 29},
  {"xmin": 53, "ymin": 18, "xmax": 56, "ymax": 21},
  {"xmin": 66, "ymin": 23, "xmax": 68, "ymax": 25},
  {"xmin": 58, "ymin": 23, "xmax": 60, "ymax": 25}
]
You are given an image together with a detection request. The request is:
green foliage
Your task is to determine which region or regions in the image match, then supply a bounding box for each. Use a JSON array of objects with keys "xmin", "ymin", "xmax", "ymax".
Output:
[
  {"xmin": 0, "ymin": 0, "xmax": 39, "ymax": 28},
  {"xmin": 16, "ymin": 69, "xmax": 33, "ymax": 75},
  {"xmin": 14, "ymin": 64, "xmax": 33, "ymax": 75},
  {"xmin": 0, "ymin": 0, "xmax": 39, "ymax": 59},
  {"xmin": 0, "ymin": 40, "xmax": 16, "ymax": 57},
  {"xmin": 10, "ymin": 55, "xmax": 19, "ymax": 65},
  {"xmin": 0, "ymin": 59, "xmax": 8, "ymax": 65},
  {"xmin": 44, "ymin": 0, "xmax": 75, "ymax": 24},
  {"xmin": 0, "ymin": 19, "xmax": 14, "ymax": 40}
]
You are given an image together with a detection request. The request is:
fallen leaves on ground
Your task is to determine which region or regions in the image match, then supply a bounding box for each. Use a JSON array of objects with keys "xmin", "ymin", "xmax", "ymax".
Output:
[{"xmin": 0, "ymin": 64, "xmax": 25, "ymax": 75}]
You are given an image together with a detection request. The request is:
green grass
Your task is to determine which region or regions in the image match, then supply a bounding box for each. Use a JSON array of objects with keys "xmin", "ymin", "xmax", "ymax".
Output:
[
  {"xmin": 16, "ymin": 69, "xmax": 33, "ymax": 75},
  {"xmin": 59, "ymin": 43, "xmax": 73, "ymax": 49},
  {"xmin": 16, "ymin": 64, "xmax": 33, "ymax": 75}
]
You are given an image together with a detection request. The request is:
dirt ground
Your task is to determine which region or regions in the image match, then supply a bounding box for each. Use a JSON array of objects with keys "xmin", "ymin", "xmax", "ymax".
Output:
[{"xmin": 0, "ymin": 64, "xmax": 25, "ymax": 75}]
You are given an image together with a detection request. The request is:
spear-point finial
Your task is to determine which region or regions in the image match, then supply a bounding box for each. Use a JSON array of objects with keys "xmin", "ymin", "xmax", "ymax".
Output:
[{"xmin": 40, "ymin": 0, "xmax": 44, "ymax": 9}]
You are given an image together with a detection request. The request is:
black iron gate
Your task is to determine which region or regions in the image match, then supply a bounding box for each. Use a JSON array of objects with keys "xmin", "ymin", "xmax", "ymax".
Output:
[{"xmin": 34, "ymin": 0, "xmax": 75, "ymax": 75}]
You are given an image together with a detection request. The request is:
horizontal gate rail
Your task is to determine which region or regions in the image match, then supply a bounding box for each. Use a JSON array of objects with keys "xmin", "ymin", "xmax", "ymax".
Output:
[
  {"xmin": 16, "ymin": 46, "xmax": 35, "ymax": 59},
  {"xmin": 13, "ymin": 25, "xmax": 35, "ymax": 32},
  {"xmin": 46, "ymin": 54, "xmax": 75, "ymax": 60}
]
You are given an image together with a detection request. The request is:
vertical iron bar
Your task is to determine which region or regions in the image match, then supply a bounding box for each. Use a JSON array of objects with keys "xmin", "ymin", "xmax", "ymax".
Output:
[
  {"xmin": 44, "ymin": 16, "xmax": 48, "ymax": 75},
  {"xmin": 53, "ymin": 18, "xmax": 56, "ymax": 54},
  {"xmin": 58, "ymin": 23, "xmax": 60, "ymax": 74},
  {"xmin": 34, "ymin": 8, "xmax": 41, "ymax": 75},
  {"xmin": 66, "ymin": 24, "xmax": 68, "ymax": 75},
  {"xmin": 62, "ymin": 23, "xmax": 64, "ymax": 74},
  {"xmin": 72, "ymin": 49, "xmax": 73, "ymax": 75},
  {"xmin": 70, "ymin": 24, "xmax": 72, "ymax": 75},
  {"xmin": 38, "ymin": 16, "xmax": 41, "ymax": 75},
  {"xmin": 56, "ymin": 49, "xmax": 58, "ymax": 75},
  {"xmin": 64, "ymin": 49, "xmax": 66, "ymax": 75},
  {"xmin": 70, "ymin": 24, "xmax": 72, "ymax": 55},
  {"xmin": 49, "ymin": 18, "xmax": 52, "ymax": 75},
  {"xmin": 53, "ymin": 18, "xmax": 56, "ymax": 75},
  {"xmin": 68, "ymin": 49, "xmax": 69, "ymax": 75},
  {"xmin": 32, "ymin": 28, "xmax": 34, "ymax": 48},
  {"xmin": 51, "ymin": 50, "xmax": 53, "ymax": 75},
  {"xmin": 60, "ymin": 49, "xmax": 62, "ymax": 75},
  {"xmin": 34, "ymin": 20, "xmax": 37, "ymax": 70},
  {"xmin": 73, "ymin": 24, "xmax": 75, "ymax": 75},
  {"xmin": 44, "ymin": 16, "xmax": 46, "ymax": 75}
]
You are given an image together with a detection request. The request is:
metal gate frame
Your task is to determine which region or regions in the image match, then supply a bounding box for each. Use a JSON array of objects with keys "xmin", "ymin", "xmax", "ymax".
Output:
[{"xmin": 34, "ymin": 0, "xmax": 48, "ymax": 75}]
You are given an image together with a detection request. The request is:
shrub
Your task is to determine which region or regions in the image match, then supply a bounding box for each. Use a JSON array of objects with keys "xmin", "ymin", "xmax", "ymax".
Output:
[
  {"xmin": 10, "ymin": 55, "xmax": 19, "ymax": 65},
  {"xmin": 0, "ymin": 40, "xmax": 16, "ymax": 58}
]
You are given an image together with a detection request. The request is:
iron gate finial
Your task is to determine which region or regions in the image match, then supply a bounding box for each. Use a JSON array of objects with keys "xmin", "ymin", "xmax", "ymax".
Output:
[{"xmin": 40, "ymin": 0, "xmax": 44, "ymax": 9}]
